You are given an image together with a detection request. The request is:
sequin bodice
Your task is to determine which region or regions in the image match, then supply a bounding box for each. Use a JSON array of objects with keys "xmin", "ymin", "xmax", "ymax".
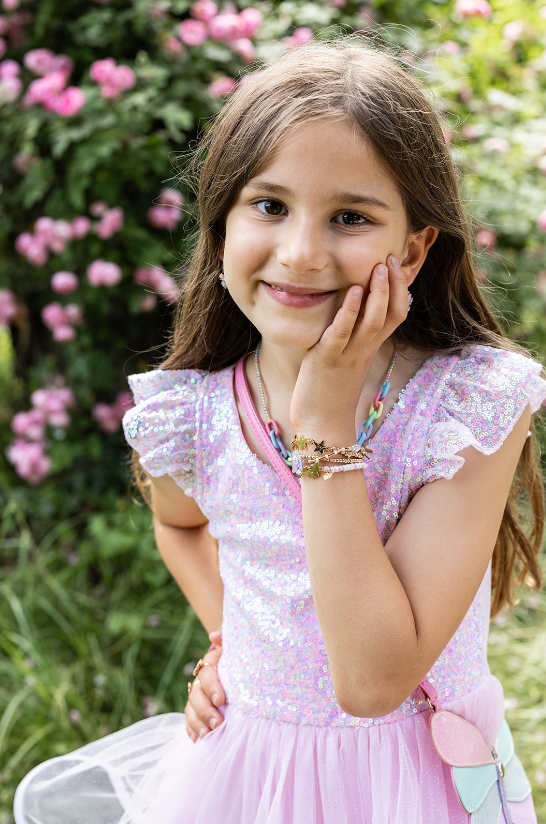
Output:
[{"xmin": 123, "ymin": 346, "xmax": 546, "ymax": 727}]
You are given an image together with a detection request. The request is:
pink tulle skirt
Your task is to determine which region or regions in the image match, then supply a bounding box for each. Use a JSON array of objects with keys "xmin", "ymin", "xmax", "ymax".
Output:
[{"xmin": 13, "ymin": 674, "xmax": 537, "ymax": 824}]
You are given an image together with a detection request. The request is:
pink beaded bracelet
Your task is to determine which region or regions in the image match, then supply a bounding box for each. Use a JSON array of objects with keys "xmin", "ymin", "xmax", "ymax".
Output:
[{"xmin": 322, "ymin": 462, "xmax": 365, "ymax": 481}]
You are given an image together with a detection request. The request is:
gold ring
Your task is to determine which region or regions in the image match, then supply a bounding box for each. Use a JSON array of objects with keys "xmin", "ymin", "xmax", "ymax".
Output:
[{"xmin": 192, "ymin": 659, "xmax": 219, "ymax": 677}]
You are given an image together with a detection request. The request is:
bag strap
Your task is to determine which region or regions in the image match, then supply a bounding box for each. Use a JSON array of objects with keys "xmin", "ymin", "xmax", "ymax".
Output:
[{"xmin": 234, "ymin": 355, "xmax": 302, "ymax": 505}]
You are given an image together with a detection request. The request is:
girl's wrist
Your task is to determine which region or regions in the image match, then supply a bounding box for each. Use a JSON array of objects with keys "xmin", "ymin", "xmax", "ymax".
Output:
[{"xmin": 291, "ymin": 423, "xmax": 357, "ymax": 446}]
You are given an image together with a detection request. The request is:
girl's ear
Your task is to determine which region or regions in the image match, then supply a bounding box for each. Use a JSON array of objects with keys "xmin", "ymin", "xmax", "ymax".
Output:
[{"xmin": 401, "ymin": 226, "xmax": 439, "ymax": 286}]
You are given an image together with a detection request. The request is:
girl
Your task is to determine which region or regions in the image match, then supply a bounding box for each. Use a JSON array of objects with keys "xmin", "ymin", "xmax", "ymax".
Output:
[{"xmin": 14, "ymin": 36, "xmax": 546, "ymax": 824}]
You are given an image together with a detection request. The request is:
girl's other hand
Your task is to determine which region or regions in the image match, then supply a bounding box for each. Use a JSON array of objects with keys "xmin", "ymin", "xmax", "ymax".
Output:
[
  {"xmin": 185, "ymin": 627, "xmax": 226, "ymax": 742},
  {"xmin": 290, "ymin": 255, "xmax": 409, "ymax": 437}
]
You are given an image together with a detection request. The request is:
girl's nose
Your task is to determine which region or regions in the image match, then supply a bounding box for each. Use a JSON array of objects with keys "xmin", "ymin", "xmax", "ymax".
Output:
[{"xmin": 276, "ymin": 218, "xmax": 329, "ymax": 275}]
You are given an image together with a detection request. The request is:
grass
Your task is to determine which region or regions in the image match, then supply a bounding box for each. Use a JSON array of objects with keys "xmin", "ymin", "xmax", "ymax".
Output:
[{"xmin": 0, "ymin": 490, "xmax": 545, "ymax": 822}]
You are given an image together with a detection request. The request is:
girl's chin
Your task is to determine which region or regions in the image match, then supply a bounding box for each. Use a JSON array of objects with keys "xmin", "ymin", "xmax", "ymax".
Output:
[{"xmin": 257, "ymin": 325, "xmax": 327, "ymax": 352}]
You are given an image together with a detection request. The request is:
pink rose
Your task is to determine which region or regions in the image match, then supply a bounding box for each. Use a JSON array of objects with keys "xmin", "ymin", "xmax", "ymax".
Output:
[
  {"xmin": 34, "ymin": 216, "xmax": 55, "ymax": 240},
  {"xmin": 282, "ymin": 36, "xmax": 297, "ymax": 50},
  {"xmin": 11, "ymin": 409, "xmax": 46, "ymax": 441},
  {"xmin": 454, "ymin": 0, "xmax": 492, "ymax": 17},
  {"xmin": 331, "ymin": 0, "xmax": 347, "ymax": 7},
  {"xmin": 42, "ymin": 302, "xmax": 68, "ymax": 329},
  {"xmin": 64, "ymin": 304, "xmax": 83, "ymax": 325},
  {"xmin": 482, "ymin": 137, "xmax": 509, "ymax": 154},
  {"xmin": 23, "ymin": 48, "xmax": 54, "ymax": 75},
  {"xmin": 87, "ymin": 259, "xmax": 122, "ymax": 286},
  {"xmin": 140, "ymin": 294, "xmax": 157, "ymax": 312},
  {"xmin": 178, "ymin": 18, "xmax": 208, "ymax": 46},
  {"xmin": 208, "ymin": 13, "xmax": 245, "ymax": 42},
  {"xmin": 15, "ymin": 232, "xmax": 34, "ymax": 255},
  {"xmin": 47, "ymin": 219, "xmax": 73, "ymax": 254},
  {"xmin": 50, "ymin": 54, "xmax": 74, "ymax": 75},
  {"xmin": 190, "ymin": 0, "xmax": 218, "ymax": 22},
  {"xmin": 134, "ymin": 267, "xmax": 179, "ymax": 304},
  {"xmin": 147, "ymin": 205, "xmax": 181, "ymax": 231},
  {"xmin": 0, "ymin": 288, "xmax": 17, "ymax": 325},
  {"xmin": 92, "ymin": 403, "xmax": 121, "ymax": 433},
  {"xmin": 31, "ymin": 387, "xmax": 74, "ymax": 418},
  {"xmin": 238, "ymin": 7, "xmax": 263, "ymax": 37},
  {"xmin": 71, "ymin": 216, "xmax": 91, "ymax": 238},
  {"xmin": 2, "ymin": 0, "xmax": 20, "ymax": 11},
  {"xmin": 25, "ymin": 238, "xmax": 48, "ymax": 267},
  {"xmin": 113, "ymin": 64, "xmax": 135, "ymax": 92},
  {"xmin": 51, "ymin": 271, "xmax": 78, "ymax": 294},
  {"xmin": 94, "ymin": 206, "xmax": 124, "ymax": 238},
  {"xmin": 0, "ymin": 74, "xmax": 22, "ymax": 102},
  {"xmin": 165, "ymin": 37, "xmax": 183, "ymax": 53},
  {"xmin": 6, "ymin": 439, "xmax": 51, "ymax": 484},
  {"xmin": 12, "ymin": 151, "xmax": 35, "ymax": 174},
  {"xmin": 158, "ymin": 188, "xmax": 184, "ymax": 208},
  {"xmin": 208, "ymin": 76, "xmax": 237, "ymax": 96},
  {"xmin": 0, "ymin": 58, "xmax": 19, "ymax": 78},
  {"xmin": 442, "ymin": 40, "xmax": 461, "ymax": 55},
  {"xmin": 476, "ymin": 229, "xmax": 496, "ymax": 249},
  {"xmin": 27, "ymin": 69, "xmax": 67, "ymax": 104},
  {"xmin": 502, "ymin": 21, "xmax": 524, "ymax": 43},
  {"xmin": 90, "ymin": 58, "xmax": 117, "ymax": 85},
  {"xmin": 53, "ymin": 87, "xmax": 86, "ymax": 117},
  {"xmin": 292, "ymin": 27, "xmax": 313, "ymax": 46},
  {"xmin": 537, "ymin": 210, "xmax": 546, "ymax": 232},
  {"xmin": 462, "ymin": 125, "xmax": 478, "ymax": 141},
  {"xmin": 90, "ymin": 200, "xmax": 107, "ymax": 216},
  {"xmin": 52, "ymin": 324, "xmax": 76, "ymax": 342},
  {"xmin": 231, "ymin": 38, "xmax": 255, "ymax": 63}
]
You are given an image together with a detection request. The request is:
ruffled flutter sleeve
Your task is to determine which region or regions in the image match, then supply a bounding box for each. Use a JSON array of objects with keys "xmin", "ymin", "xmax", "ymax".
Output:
[
  {"xmin": 422, "ymin": 347, "xmax": 546, "ymax": 484},
  {"xmin": 122, "ymin": 368, "xmax": 206, "ymax": 498}
]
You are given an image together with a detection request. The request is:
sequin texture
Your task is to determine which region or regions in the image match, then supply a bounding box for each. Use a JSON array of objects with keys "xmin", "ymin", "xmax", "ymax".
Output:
[{"xmin": 122, "ymin": 345, "xmax": 546, "ymax": 728}]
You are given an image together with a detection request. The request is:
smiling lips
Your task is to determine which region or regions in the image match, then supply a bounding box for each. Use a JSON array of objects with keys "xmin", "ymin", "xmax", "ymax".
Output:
[{"xmin": 262, "ymin": 280, "xmax": 336, "ymax": 308}]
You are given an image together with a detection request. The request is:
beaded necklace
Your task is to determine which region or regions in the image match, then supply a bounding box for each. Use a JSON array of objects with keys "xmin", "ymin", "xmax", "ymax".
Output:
[{"xmin": 254, "ymin": 341, "xmax": 398, "ymax": 468}]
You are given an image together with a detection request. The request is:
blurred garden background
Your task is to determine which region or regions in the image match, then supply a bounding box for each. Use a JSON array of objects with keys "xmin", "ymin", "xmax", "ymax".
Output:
[{"xmin": 1, "ymin": 0, "xmax": 546, "ymax": 819}]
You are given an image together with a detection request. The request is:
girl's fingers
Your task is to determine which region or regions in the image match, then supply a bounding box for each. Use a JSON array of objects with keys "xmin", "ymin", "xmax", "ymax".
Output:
[
  {"xmin": 184, "ymin": 702, "xmax": 200, "ymax": 742},
  {"xmin": 384, "ymin": 255, "xmax": 410, "ymax": 327},
  {"xmin": 319, "ymin": 285, "xmax": 364, "ymax": 356},
  {"xmin": 187, "ymin": 678, "xmax": 224, "ymax": 737},
  {"xmin": 197, "ymin": 660, "xmax": 226, "ymax": 708},
  {"xmin": 208, "ymin": 628, "xmax": 223, "ymax": 647}
]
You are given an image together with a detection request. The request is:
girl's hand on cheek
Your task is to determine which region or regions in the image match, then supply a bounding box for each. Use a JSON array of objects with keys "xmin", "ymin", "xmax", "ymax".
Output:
[{"xmin": 290, "ymin": 255, "xmax": 409, "ymax": 439}]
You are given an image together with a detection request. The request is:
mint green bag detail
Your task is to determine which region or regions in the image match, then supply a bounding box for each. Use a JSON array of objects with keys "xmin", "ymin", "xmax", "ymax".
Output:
[
  {"xmin": 419, "ymin": 679, "xmax": 534, "ymax": 823},
  {"xmin": 453, "ymin": 720, "xmax": 533, "ymax": 822}
]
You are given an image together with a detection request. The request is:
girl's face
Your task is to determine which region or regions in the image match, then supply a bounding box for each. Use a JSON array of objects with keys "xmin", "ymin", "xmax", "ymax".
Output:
[{"xmin": 220, "ymin": 117, "xmax": 423, "ymax": 352}]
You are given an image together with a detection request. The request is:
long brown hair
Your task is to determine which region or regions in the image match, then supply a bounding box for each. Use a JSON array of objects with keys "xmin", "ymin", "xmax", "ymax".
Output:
[{"xmin": 134, "ymin": 35, "xmax": 544, "ymax": 618}]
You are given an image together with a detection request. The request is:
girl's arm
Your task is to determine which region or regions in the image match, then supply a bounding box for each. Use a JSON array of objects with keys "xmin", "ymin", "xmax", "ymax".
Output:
[
  {"xmin": 291, "ymin": 255, "xmax": 532, "ymax": 718},
  {"xmin": 150, "ymin": 473, "xmax": 224, "ymax": 632},
  {"xmin": 148, "ymin": 473, "xmax": 226, "ymax": 739},
  {"xmin": 300, "ymin": 408, "xmax": 530, "ymax": 719}
]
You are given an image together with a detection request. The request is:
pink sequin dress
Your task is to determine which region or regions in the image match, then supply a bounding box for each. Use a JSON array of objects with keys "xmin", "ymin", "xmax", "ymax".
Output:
[{"xmin": 14, "ymin": 345, "xmax": 546, "ymax": 824}]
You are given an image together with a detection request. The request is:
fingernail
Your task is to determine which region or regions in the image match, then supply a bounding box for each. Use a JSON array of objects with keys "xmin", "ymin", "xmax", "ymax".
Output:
[
  {"xmin": 212, "ymin": 693, "xmax": 220, "ymax": 706},
  {"xmin": 390, "ymin": 255, "xmax": 400, "ymax": 268},
  {"xmin": 351, "ymin": 285, "xmax": 363, "ymax": 298},
  {"xmin": 199, "ymin": 727, "xmax": 207, "ymax": 738},
  {"xmin": 192, "ymin": 733, "xmax": 198, "ymax": 743},
  {"xmin": 377, "ymin": 264, "xmax": 388, "ymax": 278},
  {"xmin": 209, "ymin": 717, "xmax": 218, "ymax": 730}
]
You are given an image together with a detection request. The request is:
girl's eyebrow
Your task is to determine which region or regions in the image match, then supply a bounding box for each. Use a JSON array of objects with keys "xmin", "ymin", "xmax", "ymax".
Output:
[{"xmin": 244, "ymin": 179, "xmax": 392, "ymax": 211}]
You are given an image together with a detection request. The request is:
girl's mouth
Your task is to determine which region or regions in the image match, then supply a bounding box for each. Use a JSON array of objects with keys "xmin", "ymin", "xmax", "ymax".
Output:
[{"xmin": 262, "ymin": 281, "xmax": 336, "ymax": 308}]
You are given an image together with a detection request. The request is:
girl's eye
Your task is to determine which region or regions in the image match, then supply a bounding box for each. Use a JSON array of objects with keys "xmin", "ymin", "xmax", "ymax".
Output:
[
  {"xmin": 252, "ymin": 198, "xmax": 286, "ymax": 216},
  {"xmin": 333, "ymin": 211, "xmax": 369, "ymax": 227}
]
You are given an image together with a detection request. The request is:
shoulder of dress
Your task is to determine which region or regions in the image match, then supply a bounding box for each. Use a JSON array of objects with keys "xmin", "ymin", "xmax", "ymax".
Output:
[{"xmin": 126, "ymin": 364, "xmax": 235, "ymax": 406}]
